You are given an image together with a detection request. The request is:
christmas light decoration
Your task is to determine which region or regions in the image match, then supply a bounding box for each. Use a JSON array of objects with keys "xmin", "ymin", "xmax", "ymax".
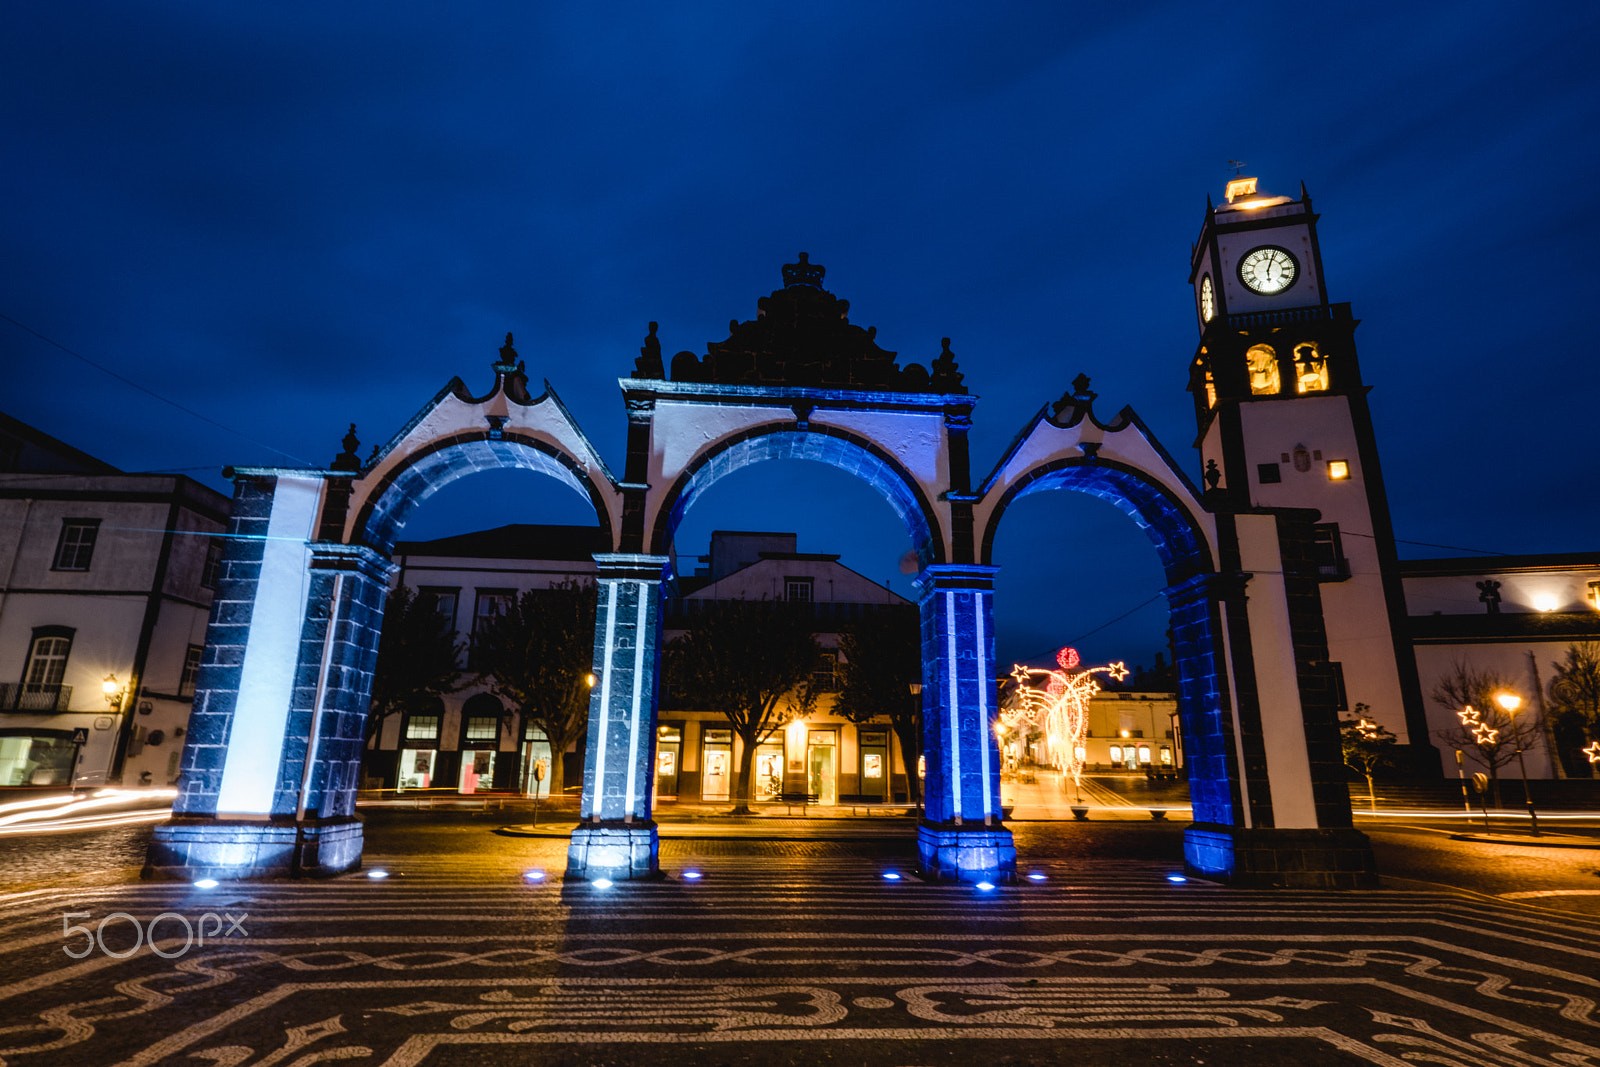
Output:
[
  {"xmin": 1004, "ymin": 648, "xmax": 1127, "ymax": 803},
  {"xmin": 1583, "ymin": 740, "xmax": 1600, "ymax": 766}
]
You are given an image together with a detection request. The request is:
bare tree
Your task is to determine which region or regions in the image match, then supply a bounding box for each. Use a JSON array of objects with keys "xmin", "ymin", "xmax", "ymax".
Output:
[
  {"xmin": 1340, "ymin": 704, "xmax": 1397, "ymax": 810},
  {"xmin": 1429, "ymin": 660, "xmax": 1538, "ymax": 807},
  {"xmin": 472, "ymin": 580, "xmax": 597, "ymax": 793},
  {"xmin": 665, "ymin": 598, "xmax": 820, "ymax": 813},
  {"xmin": 1548, "ymin": 641, "xmax": 1600, "ymax": 777},
  {"xmin": 831, "ymin": 605, "xmax": 922, "ymax": 805},
  {"xmin": 368, "ymin": 585, "xmax": 464, "ymax": 746}
]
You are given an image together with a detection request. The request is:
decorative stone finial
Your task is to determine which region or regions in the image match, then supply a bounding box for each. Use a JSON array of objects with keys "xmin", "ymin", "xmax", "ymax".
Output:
[
  {"xmin": 1203, "ymin": 459, "xmax": 1222, "ymax": 490},
  {"xmin": 331, "ymin": 423, "xmax": 361, "ymax": 472},
  {"xmin": 929, "ymin": 337, "xmax": 964, "ymax": 392},
  {"xmin": 1071, "ymin": 373, "xmax": 1096, "ymax": 402},
  {"xmin": 633, "ymin": 321, "xmax": 664, "ymax": 379},
  {"xmin": 782, "ymin": 252, "xmax": 826, "ymax": 289}
]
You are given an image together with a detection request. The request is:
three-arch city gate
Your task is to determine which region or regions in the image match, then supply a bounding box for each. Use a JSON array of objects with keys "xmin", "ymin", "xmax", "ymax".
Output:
[{"xmin": 146, "ymin": 255, "xmax": 1376, "ymax": 888}]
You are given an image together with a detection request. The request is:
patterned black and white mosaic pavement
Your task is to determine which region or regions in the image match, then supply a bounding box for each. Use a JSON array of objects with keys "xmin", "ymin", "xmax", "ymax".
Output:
[{"xmin": 2, "ymin": 838, "xmax": 1599, "ymax": 1066}]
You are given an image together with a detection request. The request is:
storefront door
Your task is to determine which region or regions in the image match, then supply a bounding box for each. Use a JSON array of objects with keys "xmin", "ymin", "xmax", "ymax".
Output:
[
  {"xmin": 459, "ymin": 750, "xmax": 494, "ymax": 793},
  {"xmin": 754, "ymin": 742, "xmax": 784, "ymax": 800},
  {"xmin": 807, "ymin": 730, "xmax": 836, "ymax": 806},
  {"xmin": 701, "ymin": 728, "xmax": 733, "ymax": 800},
  {"xmin": 655, "ymin": 723, "xmax": 682, "ymax": 798},
  {"xmin": 398, "ymin": 748, "xmax": 436, "ymax": 791},
  {"xmin": 857, "ymin": 729, "xmax": 889, "ymax": 801}
]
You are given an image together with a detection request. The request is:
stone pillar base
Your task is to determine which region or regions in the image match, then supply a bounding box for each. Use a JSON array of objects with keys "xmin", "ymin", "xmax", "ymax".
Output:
[
  {"xmin": 1183, "ymin": 823, "xmax": 1378, "ymax": 889},
  {"xmin": 916, "ymin": 822, "xmax": 1016, "ymax": 883},
  {"xmin": 567, "ymin": 821, "xmax": 660, "ymax": 880},
  {"xmin": 143, "ymin": 817, "xmax": 364, "ymax": 881}
]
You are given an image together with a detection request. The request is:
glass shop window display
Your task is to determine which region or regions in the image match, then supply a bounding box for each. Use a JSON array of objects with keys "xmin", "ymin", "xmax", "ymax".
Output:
[{"xmin": 398, "ymin": 714, "xmax": 440, "ymax": 791}]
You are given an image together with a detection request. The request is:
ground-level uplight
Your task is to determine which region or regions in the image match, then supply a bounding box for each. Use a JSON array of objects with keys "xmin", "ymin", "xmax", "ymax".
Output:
[
  {"xmin": 592, "ymin": 878, "xmax": 613, "ymax": 889},
  {"xmin": 523, "ymin": 870, "xmax": 546, "ymax": 882},
  {"xmin": 881, "ymin": 871, "xmax": 901, "ymax": 881},
  {"xmin": 367, "ymin": 869, "xmax": 389, "ymax": 880},
  {"xmin": 193, "ymin": 879, "xmax": 218, "ymax": 889},
  {"xmin": 1166, "ymin": 874, "xmax": 1188, "ymax": 883},
  {"xmin": 682, "ymin": 871, "xmax": 702, "ymax": 880},
  {"xmin": 1026, "ymin": 872, "xmax": 1048, "ymax": 882},
  {"xmin": 975, "ymin": 881, "xmax": 995, "ymax": 891}
]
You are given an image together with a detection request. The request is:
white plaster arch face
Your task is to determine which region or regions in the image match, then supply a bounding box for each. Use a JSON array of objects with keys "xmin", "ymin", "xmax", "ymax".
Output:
[
  {"xmin": 975, "ymin": 408, "xmax": 1218, "ymax": 584},
  {"xmin": 342, "ymin": 379, "xmax": 622, "ymax": 553},
  {"xmin": 644, "ymin": 399, "xmax": 952, "ymax": 568}
]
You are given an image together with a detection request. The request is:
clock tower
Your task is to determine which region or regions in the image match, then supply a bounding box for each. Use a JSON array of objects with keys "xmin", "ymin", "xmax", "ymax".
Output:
[{"xmin": 1187, "ymin": 175, "xmax": 1431, "ymax": 766}]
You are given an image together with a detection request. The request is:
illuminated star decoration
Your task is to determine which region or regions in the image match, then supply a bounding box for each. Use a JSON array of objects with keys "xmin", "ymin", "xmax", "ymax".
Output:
[
  {"xmin": 1356, "ymin": 718, "xmax": 1379, "ymax": 741},
  {"xmin": 1458, "ymin": 705, "xmax": 1498, "ymax": 747},
  {"xmin": 1583, "ymin": 740, "xmax": 1600, "ymax": 766},
  {"xmin": 1005, "ymin": 647, "xmax": 1128, "ymax": 799}
]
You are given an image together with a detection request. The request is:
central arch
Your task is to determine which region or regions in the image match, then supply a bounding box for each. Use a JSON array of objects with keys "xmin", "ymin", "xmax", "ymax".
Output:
[
  {"xmin": 979, "ymin": 456, "xmax": 1214, "ymax": 583},
  {"xmin": 649, "ymin": 423, "xmax": 946, "ymax": 569},
  {"xmin": 355, "ymin": 430, "xmax": 614, "ymax": 554}
]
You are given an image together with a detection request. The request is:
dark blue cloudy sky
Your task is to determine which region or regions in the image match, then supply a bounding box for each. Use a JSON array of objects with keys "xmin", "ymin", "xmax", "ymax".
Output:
[{"xmin": 4, "ymin": 2, "xmax": 1597, "ymax": 669}]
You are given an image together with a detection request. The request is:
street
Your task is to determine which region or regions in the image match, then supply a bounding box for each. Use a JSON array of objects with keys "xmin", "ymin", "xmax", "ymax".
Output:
[{"xmin": 1, "ymin": 808, "xmax": 1598, "ymax": 1065}]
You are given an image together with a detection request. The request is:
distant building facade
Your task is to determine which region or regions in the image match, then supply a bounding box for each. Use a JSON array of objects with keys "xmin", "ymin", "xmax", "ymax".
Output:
[
  {"xmin": 662, "ymin": 531, "xmax": 915, "ymax": 805},
  {"xmin": 1402, "ymin": 553, "xmax": 1600, "ymax": 778},
  {"xmin": 0, "ymin": 412, "xmax": 229, "ymax": 788},
  {"xmin": 362, "ymin": 523, "xmax": 605, "ymax": 796}
]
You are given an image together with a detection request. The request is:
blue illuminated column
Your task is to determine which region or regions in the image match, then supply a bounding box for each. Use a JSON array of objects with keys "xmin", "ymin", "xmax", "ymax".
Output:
[
  {"xmin": 567, "ymin": 554, "xmax": 670, "ymax": 880},
  {"xmin": 915, "ymin": 563, "xmax": 1015, "ymax": 882}
]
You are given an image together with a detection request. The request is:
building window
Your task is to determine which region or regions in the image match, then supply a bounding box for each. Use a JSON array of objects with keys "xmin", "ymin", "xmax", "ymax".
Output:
[
  {"xmin": 812, "ymin": 649, "xmax": 838, "ymax": 691},
  {"xmin": 473, "ymin": 589, "xmax": 513, "ymax": 633},
  {"xmin": 464, "ymin": 716, "xmax": 498, "ymax": 742},
  {"xmin": 179, "ymin": 645, "xmax": 203, "ymax": 697},
  {"xmin": 1588, "ymin": 580, "xmax": 1600, "ymax": 611},
  {"xmin": 52, "ymin": 519, "xmax": 100, "ymax": 571},
  {"xmin": 785, "ymin": 577, "xmax": 814, "ymax": 603},
  {"xmin": 1293, "ymin": 342, "xmax": 1329, "ymax": 393},
  {"xmin": 200, "ymin": 538, "xmax": 224, "ymax": 589},
  {"xmin": 1246, "ymin": 344, "xmax": 1280, "ymax": 395},
  {"xmin": 1257, "ymin": 462, "xmax": 1282, "ymax": 484},
  {"xmin": 421, "ymin": 587, "xmax": 459, "ymax": 632},
  {"xmin": 1311, "ymin": 523, "xmax": 1349, "ymax": 579},
  {"xmin": 24, "ymin": 631, "xmax": 73, "ymax": 690},
  {"xmin": 405, "ymin": 715, "xmax": 440, "ymax": 742}
]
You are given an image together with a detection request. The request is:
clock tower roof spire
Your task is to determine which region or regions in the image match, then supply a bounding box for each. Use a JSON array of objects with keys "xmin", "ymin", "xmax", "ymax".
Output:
[{"xmin": 1218, "ymin": 174, "xmax": 1294, "ymax": 215}]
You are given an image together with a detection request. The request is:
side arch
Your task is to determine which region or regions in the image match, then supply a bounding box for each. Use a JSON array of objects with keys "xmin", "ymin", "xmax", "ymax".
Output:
[
  {"xmin": 979, "ymin": 457, "xmax": 1214, "ymax": 585},
  {"xmin": 648, "ymin": 423, "xmax": 946, "ymax": 566},
  {"xmin": 352, "ymin": 431, "xmax": 615, "ymax": 553}
]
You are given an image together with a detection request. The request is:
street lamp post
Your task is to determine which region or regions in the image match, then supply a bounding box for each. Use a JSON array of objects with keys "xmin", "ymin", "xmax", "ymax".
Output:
[{"xmin": 1495, "ymin": 692, "xmax": 1539, "ymax": 837}]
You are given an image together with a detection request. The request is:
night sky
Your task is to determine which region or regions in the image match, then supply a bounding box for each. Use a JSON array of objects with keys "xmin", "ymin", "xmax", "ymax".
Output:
[{"xmin": 4, "ymin": 4, "xmax": 1597, "ymax": 671}]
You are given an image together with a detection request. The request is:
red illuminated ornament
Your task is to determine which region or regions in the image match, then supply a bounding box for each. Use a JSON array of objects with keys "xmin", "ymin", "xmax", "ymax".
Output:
[{"xmin": 1003, "ymin": 652, "xmax": 1128, "ymax": 803}]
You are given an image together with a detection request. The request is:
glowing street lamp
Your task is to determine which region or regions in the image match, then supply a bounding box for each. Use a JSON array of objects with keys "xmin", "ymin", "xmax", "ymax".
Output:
[
  {"xmin": 1494, "ymin": 691, "xmax": 1539, "ymax": 837},
  {"xmin": 102, "ymin": 674, "xmax": 123, "ymax": 709}
]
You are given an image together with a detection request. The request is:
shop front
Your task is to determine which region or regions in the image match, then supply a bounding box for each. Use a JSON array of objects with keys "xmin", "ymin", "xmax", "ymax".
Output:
[
  {"xmin": 701, "ymin": 728, "xmax": 733, "ymax": 801},
  {"xmin": 654, "ymin": 722, "xmax": 682, "ymax": 798},
  {"xmin": 397, "ymin": 712, "xmax": 441, "ymax": 792}
]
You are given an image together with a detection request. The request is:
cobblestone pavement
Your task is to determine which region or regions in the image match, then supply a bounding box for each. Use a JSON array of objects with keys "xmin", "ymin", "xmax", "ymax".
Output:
[{"xmin": 2, "ymin": 814, "xmax": 1600, "ymax": 1065}]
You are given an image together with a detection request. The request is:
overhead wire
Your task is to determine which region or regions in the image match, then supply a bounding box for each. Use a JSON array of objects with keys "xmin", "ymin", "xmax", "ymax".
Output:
[{"xmin": 0, "ymin": 311, "xmax": 313, "ymax": 466}]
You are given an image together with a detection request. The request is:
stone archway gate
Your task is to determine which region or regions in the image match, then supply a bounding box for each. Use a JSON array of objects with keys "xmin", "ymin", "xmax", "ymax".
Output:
[{"xmin": 147, "ymin": 256, "xmax": 1375, "ymax": 888}]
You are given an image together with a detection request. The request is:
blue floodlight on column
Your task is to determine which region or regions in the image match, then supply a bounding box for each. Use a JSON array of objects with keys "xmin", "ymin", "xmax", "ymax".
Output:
[
  {"xmin": 567, "ymin": 554, "xmax": 670, "ymax": 880},
  {"xmin": 915, "ymin": 563, "xmax": 1015, "ymax": 883}
]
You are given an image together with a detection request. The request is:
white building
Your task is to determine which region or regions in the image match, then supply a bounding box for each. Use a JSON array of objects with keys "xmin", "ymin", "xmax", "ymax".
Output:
[
  {"xmin": 0, "ymin": 412, "xmax": 229, "ymax": 788},
  {"xmin": 661, "ymin": 530, "xmax": 915, "ymax": 805},
  {"xmin": 365, "ymin": 523, "xmax": 606, "ymax": 796},
  {"xmin": 1402, "ymin": 553, "xmax": 1600, "ymax": 778}
]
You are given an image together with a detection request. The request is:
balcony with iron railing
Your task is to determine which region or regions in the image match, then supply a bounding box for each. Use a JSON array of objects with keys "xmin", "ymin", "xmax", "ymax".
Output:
[
  {"xmin": 1225, "ymin": 302, "xmax": 1353, "ymax": 330},
  {"xmin": 0, "ymin": 683, "xmax": 73, "ymax": 712}
]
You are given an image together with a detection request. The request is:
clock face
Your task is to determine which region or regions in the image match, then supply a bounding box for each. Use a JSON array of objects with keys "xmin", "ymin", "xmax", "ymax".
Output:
[
  {"xmin": 1199, "ymin": 274, "xmax": 1215, "ymax": 322},
  {"xmin": 1238, "ymin": 246, "xmax": 1298, "ymax": 294}
]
